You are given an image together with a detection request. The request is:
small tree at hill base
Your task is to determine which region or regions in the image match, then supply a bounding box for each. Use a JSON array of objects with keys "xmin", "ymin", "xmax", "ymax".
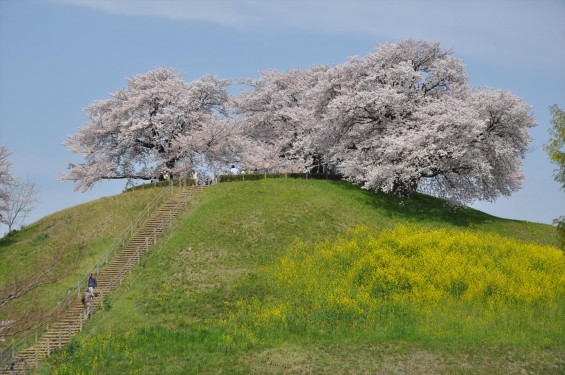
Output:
[{"xmin": 544, "ymin": 104, "xmax": 565, "ymax": 248}]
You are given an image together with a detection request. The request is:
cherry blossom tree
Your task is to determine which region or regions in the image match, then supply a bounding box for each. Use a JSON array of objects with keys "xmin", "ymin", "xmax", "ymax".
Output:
[
  {"xmin": 235, "ymin": 66, "xmax": 329, "ymax": 172},
  {"xmin": 236, "ymin": 39, "xmax": 534, "ymax": 202},
  {"xmin": 62, "ymin": 68, "xmax": 234, "ymax": 190},
  {"xmin": 64, "ymin": 40, "xmax": 535, "ymax": 204},
  {"xmin": 313, "ymin": 40, "xmax": 535, "ymax": 202}
]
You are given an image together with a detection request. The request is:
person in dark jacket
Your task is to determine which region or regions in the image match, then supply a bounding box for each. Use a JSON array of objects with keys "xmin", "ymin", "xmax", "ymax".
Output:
[{"xmin": 88, "ymin": 273, "xmax": 97, "ymax": 290}]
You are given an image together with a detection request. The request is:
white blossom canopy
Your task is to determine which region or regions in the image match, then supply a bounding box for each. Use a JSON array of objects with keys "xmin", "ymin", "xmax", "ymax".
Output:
[
  {"xmin": 316, "ymin": 40, "xmax": 535, "ymax": 202},
  {"xmin": 62, "ymin": 68, "xmax": 234, "ymax": 190},
  {"xmin": 235, "ymin": 66, "xmax": 329, "ymax": 172},
  {"xmin": 236, "ymin": 40, "xmax": 535, "ymax": 202},
  {"xmin": 64, "ymin": 40, "xmax": 535, "ymax": 204}
]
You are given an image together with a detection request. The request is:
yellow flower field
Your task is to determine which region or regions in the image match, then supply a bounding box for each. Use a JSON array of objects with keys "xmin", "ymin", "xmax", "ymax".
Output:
[{"xmin": 228, "ymin": 225, "xmax": 565, "ymax": 343}]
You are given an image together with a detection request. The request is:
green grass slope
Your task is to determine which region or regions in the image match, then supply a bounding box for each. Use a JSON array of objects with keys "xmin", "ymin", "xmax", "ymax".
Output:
[
  {"xmin": 4, "ymin": 178, "xmax": 562, "ymax": 374},
  {"xmin": 0, "ymin": 187, "xmax": 159, "ymax": 339}
]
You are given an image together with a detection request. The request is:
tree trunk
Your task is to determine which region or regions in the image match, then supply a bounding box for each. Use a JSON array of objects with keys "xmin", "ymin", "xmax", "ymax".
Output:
[{"xmin": 392, "ymin": 178, "xmax": 418, "ymax": 197}]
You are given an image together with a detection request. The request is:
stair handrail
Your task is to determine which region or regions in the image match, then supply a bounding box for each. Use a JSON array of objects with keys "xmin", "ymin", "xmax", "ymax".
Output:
[
  {"xmin": 101, "ymin": 185, "xmax": 199, "ymax": 305},
  {"xmin": 54, "ymin": 184, "xmax": 170, "ymax": 315},
  {"xmin": 0, "ymin": 182, "xmax": 178, "ymax": 372},
  {"xmin": 102, "ymin": 184, "xmax": 194, "ymax": 296}
]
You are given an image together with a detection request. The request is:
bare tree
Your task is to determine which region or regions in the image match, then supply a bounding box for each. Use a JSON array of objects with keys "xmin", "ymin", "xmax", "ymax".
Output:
[
  {"xmin": 0, "ymin": 245, "xmax": 79, "ymax": 310},
  {"xmin": 0, "ymin": 178, "xmax": 39, "ymax": 234},
  {"xmin": 0, "ymin": 145, "xmax": 14, "ymax": 213},
  {"xmin": 0, "ymin": 217, "xmax": 84, "ymax": 339}
]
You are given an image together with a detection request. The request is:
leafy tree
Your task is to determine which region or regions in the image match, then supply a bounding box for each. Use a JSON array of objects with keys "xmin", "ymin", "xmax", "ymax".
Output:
[
  {"xmin": 62, "ymin": 68, "xmax": 234, "ymax": 191},
  {"xmin": 544, "ymin": 104, "xmax": 565, "ymax": 248},
  {"xmin": 545, "ymin": 105, "xmax": 565, "ymax": 189}
]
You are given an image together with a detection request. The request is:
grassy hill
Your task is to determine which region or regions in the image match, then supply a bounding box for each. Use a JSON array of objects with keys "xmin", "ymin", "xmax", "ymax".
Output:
[{"xmin": 1, "ymin": 178, "xmax": 563, "ymax": 374}]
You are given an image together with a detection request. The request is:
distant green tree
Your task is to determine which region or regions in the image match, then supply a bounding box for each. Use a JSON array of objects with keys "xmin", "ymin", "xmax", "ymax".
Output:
[
  {"xmin": 544, "ymin": 104, "xmax": 565, "ymax": 249},
  {"xmin": 545, "ymin": 105, "xmax": 565, "ymax": 188}
]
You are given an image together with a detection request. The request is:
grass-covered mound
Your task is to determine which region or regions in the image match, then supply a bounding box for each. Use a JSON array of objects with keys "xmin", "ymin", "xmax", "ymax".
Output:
[{"xmin": 22, "ymin": 178, "xmax": 564, "ymax": 374}]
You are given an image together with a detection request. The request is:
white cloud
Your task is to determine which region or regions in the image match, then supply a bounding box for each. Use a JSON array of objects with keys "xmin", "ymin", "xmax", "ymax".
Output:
[
  {"xmin": 55, "ymin": 0, "xmax": 564, "ymax": 74},
  {"xmin": 55, "ymin": 0, "xmax": 259, "ymax": 25}
]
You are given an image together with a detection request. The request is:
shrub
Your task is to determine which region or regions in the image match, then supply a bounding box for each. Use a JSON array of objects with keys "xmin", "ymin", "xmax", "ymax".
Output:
[{"xmin": 217, "ymin": 172, "xmax": 342, "ymax": 183}]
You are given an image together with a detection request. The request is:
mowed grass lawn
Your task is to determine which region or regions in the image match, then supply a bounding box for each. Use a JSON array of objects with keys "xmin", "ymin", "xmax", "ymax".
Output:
[{"xmin": 30, "ymin": 178, "xmax": 563, "ymax": 374}]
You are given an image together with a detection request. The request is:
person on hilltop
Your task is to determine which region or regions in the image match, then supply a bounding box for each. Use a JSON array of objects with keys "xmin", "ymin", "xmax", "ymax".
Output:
[
  {"xmin": 159, "ymin": 169, "xmax": 170, "ymax": 181},
  {"xmin": 230, "ymin": 165, "xmax": 239, "ymax": 175}
]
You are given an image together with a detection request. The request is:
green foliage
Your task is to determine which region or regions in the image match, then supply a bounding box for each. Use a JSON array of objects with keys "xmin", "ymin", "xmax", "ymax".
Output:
[
  {"xmin": 39, "ymin": 334, "xmax": 137, "ymax": 375},
  {"xmin": 544, "ymin": 104, "xmax": 565, "ymax": 250},
  {"xmin": 545, "ymin": 104, "xmax": 565, "ymax": 190},
  {"xmin": 40, "ymin": 324, "xmax": 246, "ymax": 374},
  {"xmin": 124, "ymin": 178, "xmax": 199, "ymax": 192},
  {"xmin": 218, "ymin": 173, "xmax": 266, "ymax": 182},
  {"xmin": 102, "ymin": 294, "xmax": 113, "ymax": 312},
  {"xmin": 554, "ymin": 216, "xmax": 565, "ymax": 250}
]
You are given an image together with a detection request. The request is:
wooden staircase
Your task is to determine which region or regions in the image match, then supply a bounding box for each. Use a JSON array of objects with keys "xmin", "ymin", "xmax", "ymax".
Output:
[{"xmin": 2, "ymin": 184, "xmax": 207, "ymax": 374}]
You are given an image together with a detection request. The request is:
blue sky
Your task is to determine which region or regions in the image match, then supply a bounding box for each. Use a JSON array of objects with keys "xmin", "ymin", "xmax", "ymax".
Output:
[{"xmin": 0, "ymin": 0, "xmax": 564, "ymax": 234}]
